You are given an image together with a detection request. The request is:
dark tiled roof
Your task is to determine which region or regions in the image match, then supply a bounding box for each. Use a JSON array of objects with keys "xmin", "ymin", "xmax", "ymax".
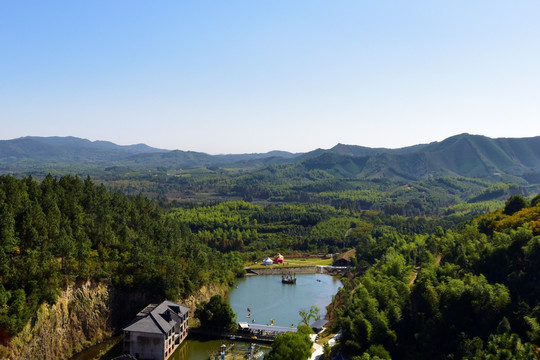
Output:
[
  {"xmin": 310, "ymin": 319, "xmax": 328, "ymax": 329},
  {"xmin": 123, "ymin": 300, "xmax": 189, "ymax": 334}
]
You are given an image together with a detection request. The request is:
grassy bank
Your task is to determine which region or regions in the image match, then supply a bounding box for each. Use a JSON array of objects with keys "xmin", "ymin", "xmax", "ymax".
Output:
[{"xmin": 246, "ymin": 257, "xmax": 333, "ymax": 269}]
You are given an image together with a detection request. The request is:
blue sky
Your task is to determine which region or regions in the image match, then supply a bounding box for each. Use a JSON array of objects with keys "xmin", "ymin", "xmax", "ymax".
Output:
[{"xmin": 1, "ymin": 1, "xmax": 539, "ymax": 154}]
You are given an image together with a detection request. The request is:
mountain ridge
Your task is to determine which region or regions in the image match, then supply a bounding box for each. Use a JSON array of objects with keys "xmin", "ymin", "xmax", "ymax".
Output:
[{"xmin": 1, "ymin": 134, "xmax": 540, "ymax": 185}]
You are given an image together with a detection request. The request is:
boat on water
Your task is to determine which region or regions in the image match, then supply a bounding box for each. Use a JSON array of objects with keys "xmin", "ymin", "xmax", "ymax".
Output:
[{"xmin": 281, "ymin": 272, "xmax": 296, "ymax": 284}]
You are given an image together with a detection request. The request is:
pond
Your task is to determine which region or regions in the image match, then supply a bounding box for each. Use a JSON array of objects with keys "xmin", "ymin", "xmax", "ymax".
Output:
[
  {"xmin": 173, "ymin": 273, "xmax": 342, "ymax": 359},
  {"xmin": 228, "ymin": 273, "xmax": 342, "ymax": 327}
]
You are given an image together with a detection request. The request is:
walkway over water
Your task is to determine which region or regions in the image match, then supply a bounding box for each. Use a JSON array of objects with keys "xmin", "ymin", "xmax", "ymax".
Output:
[
  {"xmin": 190, "ymin": 323, "xmax": 297, "ymax": 343},
  {"xmin": 239, "ymin": 322, "xmax": 296, "ymax": 335}
]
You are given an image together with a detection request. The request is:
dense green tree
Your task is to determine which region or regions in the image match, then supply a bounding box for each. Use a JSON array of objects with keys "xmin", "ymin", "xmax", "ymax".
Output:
[
  {"xmin": 265, "ymin": 325, "xmax": 313, "ymax": 360},
  {"xmin": 465, "ymin": 333, "xmax": 537, "ymax": 359},
  {"xmin": 333, "ymin": 197, "xmax": 540, "ymax": 359},
  {"xmin": 322, "ymin": 342, "xmax": 332, "ymax": 359},
  {"xmin": 0, "ymin": 175, "xmax": 244, "ymax": 335},
  {"xmin": 2, "ymin": 172, "xmax": 539, "ymax": 359},
  {"xmin": 358, "ymin": 344, "xmax": 392, "ymax": 359},
  {"xmin": 195, "ymin": 295, "xmax": 237, "ymax": 333},
  {"xmin": 503, "ymin": 195, "xmax": 528, "ymax": 215},
  {"xmin": 530, "ymin": 193, "xmax": 540, "ymax": 207}
]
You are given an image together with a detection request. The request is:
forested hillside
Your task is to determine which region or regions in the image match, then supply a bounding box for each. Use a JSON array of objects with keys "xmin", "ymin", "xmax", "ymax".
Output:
[
  {"xmin": 2, "ymin": 134, "xmax": 540, "ymax": 187},
  {"xmin": 0, "ymin": 173, "xmax": 539, "ymax": 359},
  {"xmin": 2, "ymin": 135, "xmax": 540, "ymax": 219},
  {"xmin": 168, "ymin": 200, "xmax": 493, "ymax": 254},
  {"xmin": 332, "ymin": 195, "xmax": 540, "ymax": 359},
  {"xmin": 165, "ymin": 195, "xmax": 540, "ymax": 358},
  {"xmin": 0, "ymin": 175, "xmax": 243, "ymax": 339}
]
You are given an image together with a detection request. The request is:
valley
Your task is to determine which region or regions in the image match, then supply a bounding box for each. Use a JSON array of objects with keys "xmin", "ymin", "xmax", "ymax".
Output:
[{"xmin": 0, "ymin": 135, "xmax": 539, "ymax": 359}]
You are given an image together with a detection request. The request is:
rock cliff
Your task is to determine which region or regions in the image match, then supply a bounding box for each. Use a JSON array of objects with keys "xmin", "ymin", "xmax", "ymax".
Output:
[
  {"xmin": 1, "ymin": 280, "xmax": 229, "ymax": 359},
  {"xmin": 5, "ymin": 282, "xmax": 113, "ymax": 360}
]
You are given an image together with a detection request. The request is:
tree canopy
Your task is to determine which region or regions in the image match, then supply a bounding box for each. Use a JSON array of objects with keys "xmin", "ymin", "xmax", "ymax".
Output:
[
  {"xmin": 0, "ymin": 175, "xmax": 243, "ymax": 335},
  {"xmin": 265, "ymin": 325, "xmax": 313, "ymax": 360},
  {"xmin": 332, "ymin": 195, "xmax": 540, "ymax": 359},
  {"xmin": 1, "ymin": 173, "xmax": 539, "ymax": 360},
  {"xmin": 503, "ymin": 195, "xmax": 529, "ymax": 215},
  {"xmin": 195, "ymin": 295, "xmax": 237, "ymax": 333}
]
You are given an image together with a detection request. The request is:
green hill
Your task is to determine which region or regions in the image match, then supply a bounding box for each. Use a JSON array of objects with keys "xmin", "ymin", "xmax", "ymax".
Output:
[
  {"xmin": 2, "ymin": 134, "xmax": 540, "ymax": 192},
  {"xmin": 293, "ymin": 134, "xmax": 540, "ymax": 183}
]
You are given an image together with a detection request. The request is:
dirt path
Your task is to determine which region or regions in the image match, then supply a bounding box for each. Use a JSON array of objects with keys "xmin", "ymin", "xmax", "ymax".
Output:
[
  {"xmin": 409, "ymin": 266, "xmax": 421, "ymax": 286},
  {"xmin": 435, "ymin": 253, "xmax": 442, "ymax": 266},
  {"xmin": 409, "ymin": 253, "xmax": 442, "ymax": 286}
]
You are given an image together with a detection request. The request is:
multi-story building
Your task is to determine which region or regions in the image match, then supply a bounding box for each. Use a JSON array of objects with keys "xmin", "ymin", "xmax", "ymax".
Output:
[{"xmin": 122, "ymin": 300, "xmax": 189, "ymax": 360}]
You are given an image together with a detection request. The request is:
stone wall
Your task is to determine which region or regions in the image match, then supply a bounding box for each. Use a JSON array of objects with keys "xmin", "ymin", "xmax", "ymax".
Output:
[{"xmin": 246, "ymin": 266, "xmax": 349, "ymax": 276}]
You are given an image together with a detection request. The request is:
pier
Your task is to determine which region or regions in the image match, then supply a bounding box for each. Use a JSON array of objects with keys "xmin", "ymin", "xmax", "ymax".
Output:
[
  {"xmin": 189, "ymin": 322, "xmax": 298, "ymax": 343},
  {"xmin": 236, "ymin": 322, "xmax": 298, "ymax": 342}
]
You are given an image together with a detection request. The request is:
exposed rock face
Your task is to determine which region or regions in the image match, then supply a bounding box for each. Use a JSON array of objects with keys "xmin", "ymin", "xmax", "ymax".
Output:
[
  {"xmin": 182, "ymin": 283, "xmax": 229, "ymax": 322},
  {"xmin": 7, "ymin": 282, "xmax": 113, "ymax": 360},
  {"xmin": 2, "ymin": 280, "xmax": 230, "ymax": 359}
]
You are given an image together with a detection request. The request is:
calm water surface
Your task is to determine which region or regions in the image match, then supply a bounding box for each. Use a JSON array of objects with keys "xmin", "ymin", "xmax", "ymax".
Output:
[
  {"xmin": 173, "ymin": 273, "xmax": 342, "ymax": 359},
  {"xmin": 227, "ymin": 274, "xmax": 342, "ymax": 327},
  {"xmin": 172, "ymin": 339, "xmax": 270, "ymax": 360}
]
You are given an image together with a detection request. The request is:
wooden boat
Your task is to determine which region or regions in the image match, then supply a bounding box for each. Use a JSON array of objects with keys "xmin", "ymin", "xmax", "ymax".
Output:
[{"xmin": 281, "ymin": 272, "xmax": 296, "ymax": 284}]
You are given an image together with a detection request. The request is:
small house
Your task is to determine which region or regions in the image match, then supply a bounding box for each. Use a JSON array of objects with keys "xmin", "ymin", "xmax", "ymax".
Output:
[
  {"xmin": 333, "ymin": 249, "xmax": 356, "ymax": 267},
  {"xmin": 123, "ymin": 300, "xmax": 189, "ymax": 360},
  {"xmin": 262, "ymin": 257, "xmax": 274, "ymax": 265}
]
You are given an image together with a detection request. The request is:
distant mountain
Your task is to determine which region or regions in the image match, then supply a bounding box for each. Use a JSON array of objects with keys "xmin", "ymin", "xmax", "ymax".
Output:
[
  {"xmin": 215, "ymin": 150, "xmax": 298, "ymax": 162},
  {"xmin": 294, "ymin": 142, "xmax": 427, "ymax": 162},
  {"xmin": 118, "ymin": 149, "xmax": 301, "ymax": 169},
  {"xmin": 1, "ymin": 134, "xmax": 540, "ymax": 185},
  {"xmin": 292, "ymin": 133, "xmax": 540, "ymax": 183},
  {"xmin": 0, "ymin": 136, "xmax": 301, "ymax": 171},
  {"xmin": 328, "ymin": 142, "xmax": 427, "ymax": 156},
  {"xmin": 0, "ymin": 136, "xmax": 165, "ymax": 163},
  {"xmin": 122, "ymin": 150, "xmax": 217, "ymax": 168},
  {"xmin": 24, "ymin": 136, "xmax": 166, "ymax": 154}
]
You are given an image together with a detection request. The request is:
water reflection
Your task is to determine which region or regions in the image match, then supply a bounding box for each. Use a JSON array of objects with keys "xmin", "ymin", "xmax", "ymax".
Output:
[{"xmin": 171, "ymin": 338, "xmax": 270, "ymax": 360}]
